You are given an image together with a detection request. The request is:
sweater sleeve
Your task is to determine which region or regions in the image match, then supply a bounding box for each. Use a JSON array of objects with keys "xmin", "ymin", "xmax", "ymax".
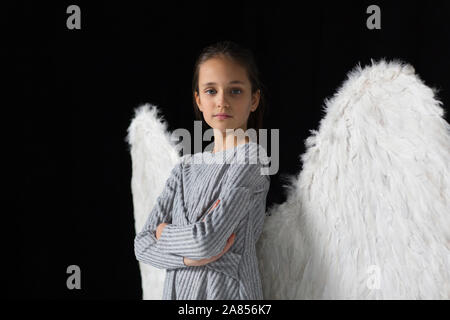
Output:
[
  {"xmin": 154, "ymin": 163, "xmax": 268, "ymax": 260},
  {"xmin": 134, "ymin": 161, "xmax": 188, "ymax": 270}
]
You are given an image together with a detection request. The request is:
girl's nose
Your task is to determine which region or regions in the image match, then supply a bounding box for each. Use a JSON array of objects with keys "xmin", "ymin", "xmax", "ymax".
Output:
[{"xmin": 216, "ymin": 91, "xmax": 230, "ymax": 108}]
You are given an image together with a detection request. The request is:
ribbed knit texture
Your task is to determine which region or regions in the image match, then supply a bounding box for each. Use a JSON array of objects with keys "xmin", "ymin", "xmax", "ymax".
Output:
[{"xmin": 134, "ymin": 141, "xmax": 271, "ymax": 300}]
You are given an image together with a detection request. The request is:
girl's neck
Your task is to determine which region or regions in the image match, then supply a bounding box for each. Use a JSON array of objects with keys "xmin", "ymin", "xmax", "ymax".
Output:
[{"xmin": 212, "ymin": 135, "xmax": 250, "ymax": 154}]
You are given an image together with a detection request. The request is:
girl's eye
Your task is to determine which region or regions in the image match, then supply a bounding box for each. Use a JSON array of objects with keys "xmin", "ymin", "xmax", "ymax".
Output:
[{"xmin": 205, "ymin": 88, "xmax": 242, "ymax": 95}]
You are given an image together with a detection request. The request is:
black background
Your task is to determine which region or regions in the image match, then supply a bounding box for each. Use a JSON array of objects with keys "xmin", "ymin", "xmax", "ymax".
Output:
[{"xmin": 13, "ymin": 0, "xmax": 450, "ymax": 299}]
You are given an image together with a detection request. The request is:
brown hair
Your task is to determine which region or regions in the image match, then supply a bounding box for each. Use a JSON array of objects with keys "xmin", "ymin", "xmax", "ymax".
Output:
[{"xmin": 191, "ymin": 40, "xmax": 268, "ymax": 141}]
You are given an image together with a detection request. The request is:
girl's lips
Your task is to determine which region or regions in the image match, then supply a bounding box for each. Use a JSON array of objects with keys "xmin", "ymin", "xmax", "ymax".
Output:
[{"xmin": 215, "ymin": 115, "xmax": 231, "ymax": 120}]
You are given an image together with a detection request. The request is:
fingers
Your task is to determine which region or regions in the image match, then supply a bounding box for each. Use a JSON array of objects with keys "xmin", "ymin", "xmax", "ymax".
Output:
[
  {"xmin": 209, "ymin": 199, "xmax": 220, "ymax": 212},
  {"xmin": 202, "ymin": 199, "xmax": 221, "ymax": 222},
  {"xmin": 223, "ymin": 233, "xmax": 235, "ymax": 252}
]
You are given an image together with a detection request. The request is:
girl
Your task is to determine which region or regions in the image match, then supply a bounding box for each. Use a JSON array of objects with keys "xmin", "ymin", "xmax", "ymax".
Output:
[{"xmin": 134, "ymin": 40, "xmax": 271, "ymax": 300}]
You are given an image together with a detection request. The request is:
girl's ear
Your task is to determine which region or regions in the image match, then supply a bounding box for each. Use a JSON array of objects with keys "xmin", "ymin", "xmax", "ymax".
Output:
[
  {"xmin": 195, "ymin": 91, "xmax": 203, "ymax": 112},
  {"xmin": 251, "ymin": 89, "xmax": 261, "ymax": 112}
]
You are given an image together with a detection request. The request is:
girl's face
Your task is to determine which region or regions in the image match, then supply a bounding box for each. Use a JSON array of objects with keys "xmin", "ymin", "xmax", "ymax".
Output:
[{"xmin": 195, "ymin": 56, "xmax": 260, "ymax": 134}]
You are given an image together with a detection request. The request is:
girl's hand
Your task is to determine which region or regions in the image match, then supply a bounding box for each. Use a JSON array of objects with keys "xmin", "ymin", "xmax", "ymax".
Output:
[
  {"xmin": 155, "ymin": 222, "xmax": 169, "ymax": 240},
  {"xmin": 202, "ymin": 199, "xmax": 220, "ymax": 222},
  {"xmin": 183, "ymin": 232, "xmax": 235, "ymax": 267}
]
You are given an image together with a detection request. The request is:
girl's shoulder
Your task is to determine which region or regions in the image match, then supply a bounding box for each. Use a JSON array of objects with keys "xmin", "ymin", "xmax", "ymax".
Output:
[
  {"xmin": 224, "ymin": 141, "xmax": 270, "ymax": 169},
  {"xmin": 224, "ymin": 142, "xmax": 271, "ymax": 189}
]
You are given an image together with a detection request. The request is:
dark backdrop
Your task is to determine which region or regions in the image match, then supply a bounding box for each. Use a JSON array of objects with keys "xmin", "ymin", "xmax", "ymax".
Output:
[{"xmin": 13, "ymin": 0, "xmax": 450, "ymax": 299}]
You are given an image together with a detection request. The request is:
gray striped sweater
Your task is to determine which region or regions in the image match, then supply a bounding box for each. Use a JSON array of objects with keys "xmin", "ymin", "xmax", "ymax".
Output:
[{"xmin": 134, "ymin": 141, "xmax": 271, "ymax": 300}]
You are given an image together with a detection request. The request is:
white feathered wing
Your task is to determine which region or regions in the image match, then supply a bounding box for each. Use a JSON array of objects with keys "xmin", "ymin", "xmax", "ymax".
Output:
[
  {"xmin": 257, "ymin": 59, "xmax": 450, "ymax": 299},
  {"xmin": 126, "ymin": 105, "xmax": 182, "ymax": 299}
]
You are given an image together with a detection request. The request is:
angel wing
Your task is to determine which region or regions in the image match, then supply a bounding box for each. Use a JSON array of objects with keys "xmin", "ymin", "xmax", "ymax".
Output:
[
  {"xmin": 257, "ymin": 59, "xmax": 450, "ymax": 299},
  {"xmin": 125, "ymin": 104, "xmax": 182, "ymax": 299}
]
